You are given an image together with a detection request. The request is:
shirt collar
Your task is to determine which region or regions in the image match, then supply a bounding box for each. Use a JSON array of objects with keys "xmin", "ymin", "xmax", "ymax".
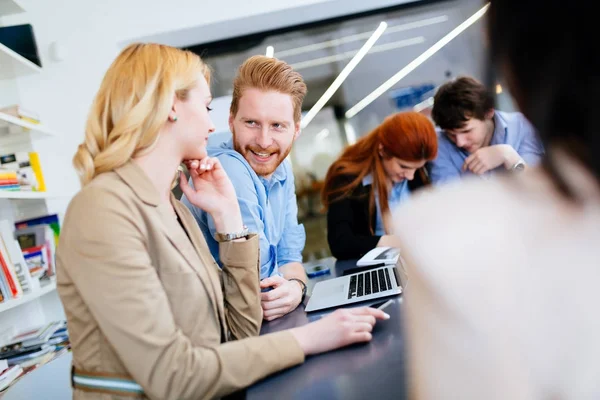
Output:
[
  {"xmin": 390, "ymin": 180, "xmax": 407, "ymax": 198},
  {"xmin": 362, "ymin": 173, "xmax": 373, "ymax": 186},
  {"xmin": 490, "ymin": 112, "xmax": 508, "ymax": 146}
]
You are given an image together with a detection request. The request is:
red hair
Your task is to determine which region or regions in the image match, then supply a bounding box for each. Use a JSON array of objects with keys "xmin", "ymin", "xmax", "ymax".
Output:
[{"xmin": 322, "ymin": 111, "xmax": 437, "ymax": 231}]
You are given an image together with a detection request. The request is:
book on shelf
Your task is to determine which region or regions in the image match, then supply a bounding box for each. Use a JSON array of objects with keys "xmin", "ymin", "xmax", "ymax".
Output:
[
  {"xmin": 0, "ymin": 239, "xmax": 22, "ymax": 299},
  {"xmin": 0, "ymin": 214, "xmax": 61, "ymax": 304},
  {"xmin": 0, "ymin": 365, "xmax": 23, "ymax": 392},
  {"xmin": 0, "ymin": 221, "xmax": 38, "ymax": 294},
  {"xmin": 0, "ymin": 326, "xmax": 69, "ymax": 394},
  {"xmin": 0, "ymin": 171, "xmax": 19, "ymax": 191},
  {"xmin": 0, "ymin": 320, "xmax": 69, "ymax": 392},
  {"xmin": 15, "ymin": 214, "xmax": 60, "ymax": 247},
  {"xmin": 2, "ymin": 321, "xmax": 66, "ymax": 349},
  {"xmin": 16, "ymin": 225, "xmax": 56, "ymax": 277},
  {"xmin": 0, "ymin": 152, "xmax": 46, "ymax": 192}
]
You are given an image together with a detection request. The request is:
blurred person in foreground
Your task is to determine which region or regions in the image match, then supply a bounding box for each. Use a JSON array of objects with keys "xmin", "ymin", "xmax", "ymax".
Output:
[{"xmin": 395, "ymin": 0, "xmax": 600, "ymax": 398}]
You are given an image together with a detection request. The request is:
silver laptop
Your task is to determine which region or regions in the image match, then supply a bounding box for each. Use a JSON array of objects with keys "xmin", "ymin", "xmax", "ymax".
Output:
[{"xmin": 305, "ymin": 256, "xmax": 407, "ymax": 312}]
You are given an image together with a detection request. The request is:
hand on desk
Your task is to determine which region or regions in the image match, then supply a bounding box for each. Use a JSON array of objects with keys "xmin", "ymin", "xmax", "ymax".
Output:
[
  {"xmin": 290, "ymin": 307, "xmax": 390, "ymax": 356},
  {"xmin": 260, "ymin": 276, "xmax": 303, "ymax": 321}
]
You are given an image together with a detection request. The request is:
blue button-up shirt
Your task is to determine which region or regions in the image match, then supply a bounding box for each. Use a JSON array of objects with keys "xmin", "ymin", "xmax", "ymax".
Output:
[
  {"xmin": 428, "ymin": 111, "xmax": 544, "ymax": 184},
  {"xmin": 181, "ymin": 137, "xmax": 306, "ymax": 279},
  {"xmin": 362, "ymin": 174, "xmax": 411, "ymax": 236}
]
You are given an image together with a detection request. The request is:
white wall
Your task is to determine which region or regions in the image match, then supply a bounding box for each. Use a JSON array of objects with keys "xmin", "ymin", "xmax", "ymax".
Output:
[
  {"xmin": 0, "ymin": 0, "xmax": 339, "ymax": 215},
  {"xmin": 0, "ymin": 0, "xmax": 337, "ymax": 333}
]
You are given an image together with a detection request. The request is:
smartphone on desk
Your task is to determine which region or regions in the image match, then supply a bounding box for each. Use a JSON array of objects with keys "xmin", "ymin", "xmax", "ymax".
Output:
[{"xmin": 306, "ymin": 264, "xmax": 331, "ymax": 278}]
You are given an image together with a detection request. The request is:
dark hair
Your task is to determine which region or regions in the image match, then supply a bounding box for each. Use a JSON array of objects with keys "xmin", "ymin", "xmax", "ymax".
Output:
[
  {"xmin": 321, "ymin": 112, "xmax": 437, "ymax": 232},
  {"xmin": 488, "ymin": 0, "xmax": 596, "ymax": 200},
  {"xmin": 431, "ymin": 76, "xmax": 495, "ymax": 131}
]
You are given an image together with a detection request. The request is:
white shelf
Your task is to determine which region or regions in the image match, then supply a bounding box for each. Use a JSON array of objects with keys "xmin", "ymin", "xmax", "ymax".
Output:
[
  {"xmin": 0, "ymin": 0, "xmax": 24, "ymax": 17},
  {"xmin": 0, "ymin": 42, "xmax": 42, "ymax": 80},
  {"xmin": 0, "ymin": 280, "xmax": 57, "ymax": 313},
  {"xmin": 0, "ymin": 191, "xmax": 69, "ymax": 200},
  {"xmin": 0, "ymin": 111, "xmax": 56, "ymax": 138}
]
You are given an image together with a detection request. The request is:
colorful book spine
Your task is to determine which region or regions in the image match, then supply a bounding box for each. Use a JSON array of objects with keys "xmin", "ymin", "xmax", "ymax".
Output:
[
  {"xmin": 0, "ymin": 171, "xmax": 20, "ymax": 191},
  {"xmin": 0, "ymin": 246, "xmax": 22, "ymax": 298}
]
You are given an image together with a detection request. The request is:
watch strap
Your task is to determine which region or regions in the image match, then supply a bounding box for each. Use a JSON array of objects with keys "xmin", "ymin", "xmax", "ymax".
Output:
[
  {"xmin": 288, "ymin": 278, "xmax": 307, "ymax": 301},
  {"xmin": 215, "ymin": 226, "xmax": 249, "ymax": 242},
  {"xmin": 511, "ymin": 158, "xmax": 526, "ymax": 171}
]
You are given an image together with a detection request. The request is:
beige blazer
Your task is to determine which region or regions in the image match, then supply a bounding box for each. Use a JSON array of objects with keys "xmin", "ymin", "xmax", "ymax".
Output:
[
  {"xmin": 56, "ymin": 161, "xmax": 304, "ymax": 400},
  {"xmin": 394, "ymin": 160, "xmax": 600, "ymax": 399}
]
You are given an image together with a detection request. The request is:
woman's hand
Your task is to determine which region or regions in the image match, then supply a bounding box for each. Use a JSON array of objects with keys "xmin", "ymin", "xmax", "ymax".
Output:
[
  {"xmin": 179, "ymin": 157, "xmax": 244, "ymax": 233},
  {"xmin": 290, "ymin": 307, "xmax": 390, "ymax": 356}
]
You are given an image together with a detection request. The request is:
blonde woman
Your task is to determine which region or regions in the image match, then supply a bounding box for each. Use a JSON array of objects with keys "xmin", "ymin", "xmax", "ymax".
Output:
[{"xmin": 57, "ymin": 43, "xmax": 388, "ymax": 400}]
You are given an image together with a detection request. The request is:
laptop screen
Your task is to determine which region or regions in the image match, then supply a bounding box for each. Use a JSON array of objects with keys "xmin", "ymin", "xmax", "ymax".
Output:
[{"xmin": 374, "ymin": 247, "xmax": 400, "ymax": 261}]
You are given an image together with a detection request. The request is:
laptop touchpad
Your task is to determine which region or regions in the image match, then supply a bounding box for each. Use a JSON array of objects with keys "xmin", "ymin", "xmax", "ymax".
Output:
[{"xmin": 314, "ymin": 281, "xmax": 345, "ymax": 297}]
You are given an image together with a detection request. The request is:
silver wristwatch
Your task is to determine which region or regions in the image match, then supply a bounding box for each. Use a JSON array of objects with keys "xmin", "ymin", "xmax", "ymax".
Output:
[
  {"xmin": 511, "ymin": 159, "xmax": 526, "ymax": 172},
  {"xmin": 215, "ymin": 226, "xmax": 249, "ymax": 242}
]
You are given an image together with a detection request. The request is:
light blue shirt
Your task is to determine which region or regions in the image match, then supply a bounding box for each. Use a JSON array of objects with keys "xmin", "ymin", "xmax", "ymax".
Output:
[
  {"xmin": 428, "ymin": 111, "xmax": 544, "ymax": 184},
  {"xmin": 362, "ymin": 174, "xmax": 411, "ymax": 236},
  {"xmin": 181, "ymin": 137, "xmax": 306, "ymax": 279}
]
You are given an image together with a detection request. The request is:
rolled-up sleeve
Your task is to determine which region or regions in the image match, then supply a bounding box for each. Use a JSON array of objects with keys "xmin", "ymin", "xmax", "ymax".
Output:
[{"xmin": 219, "ymin": 234, "xmax": 262, "ymax": 339}]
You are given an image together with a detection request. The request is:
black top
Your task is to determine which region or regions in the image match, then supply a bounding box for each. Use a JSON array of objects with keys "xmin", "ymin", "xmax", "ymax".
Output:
[{"xmin": 326, "ymin": 170, "xmax": 428, "ymax": 260}]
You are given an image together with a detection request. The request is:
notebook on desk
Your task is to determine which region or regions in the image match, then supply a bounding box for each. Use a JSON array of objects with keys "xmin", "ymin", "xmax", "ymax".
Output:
[{"xmin": 305, "ymin": 254, "xmax": 407, "ymax": 312}]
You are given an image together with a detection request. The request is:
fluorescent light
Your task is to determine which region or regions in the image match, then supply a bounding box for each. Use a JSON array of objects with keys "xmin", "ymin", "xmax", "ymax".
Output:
[
  {"xmin": 343, "ymin": 121, "xmax": 357, "ymax": 145},
  {"xmin": 496, "ymin": 84, "xmax": 503, "ymax": 94},
  {"xmin": 413, "ymin": 96, "xmax": 434, "ymax": 112},
  {"xmin": 315, "ymin": 128, "xmax": 330, "ymax": 141},
  {"xmin": 301, "ymin": 22, "xmax": 388, "ymax": 129},
  {"xmin": 290, "ymin": 36, "xmax": 424, "ymax": 71},
  {"xmin": 275, "ymin": 15, "xmax": 447, "ymax": 58},
  {"xmin": 265, "ymin": 46, "xmax": 274, "ymax": 58},
  {"xmin": 345, "ymin": 3, "xmax": 490, "ymax": 119}
]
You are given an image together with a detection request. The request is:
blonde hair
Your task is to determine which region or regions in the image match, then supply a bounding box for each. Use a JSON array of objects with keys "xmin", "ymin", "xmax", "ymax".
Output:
[
  {"xmin": 230, "ymin": 55, "xmax": 307, "ymax": 124},
  {"xmin": 73, "ymin": 43, "xmax": 210, "ymax": 186}
]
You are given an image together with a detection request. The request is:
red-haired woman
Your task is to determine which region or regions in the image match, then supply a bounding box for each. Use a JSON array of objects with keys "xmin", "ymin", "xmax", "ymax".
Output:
[{"xmin": 321, "ymin": 111, "xmax": 438, "ymax": 260}]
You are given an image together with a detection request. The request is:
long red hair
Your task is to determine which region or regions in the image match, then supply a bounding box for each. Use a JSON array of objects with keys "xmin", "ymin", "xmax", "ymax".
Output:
[{"xmin": 322, "ymin": 111, "xmax": 438, "ymax": 232}]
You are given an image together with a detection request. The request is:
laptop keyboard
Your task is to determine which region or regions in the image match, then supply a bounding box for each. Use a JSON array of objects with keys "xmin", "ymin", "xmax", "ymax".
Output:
[{"xmin": 348, "ymin": 268, "xmax": 393, "ymax": 299}]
